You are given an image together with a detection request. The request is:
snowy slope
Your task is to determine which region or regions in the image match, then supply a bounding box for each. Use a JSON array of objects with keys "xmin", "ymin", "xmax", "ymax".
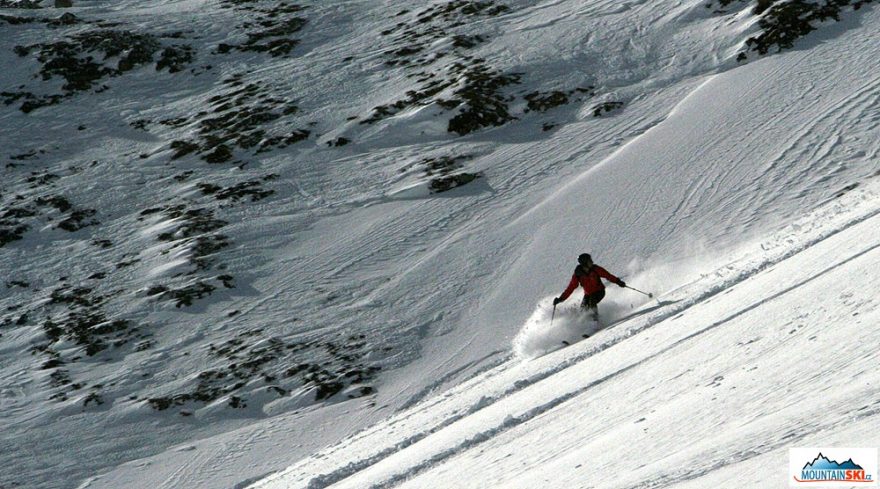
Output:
[
  {"xmin": 251, "ymin": 182, "xmax": 880, "ymax": 488},
  {"xmin": 2, "ymin": 0, "xmax": 879, "ymax": 488}
]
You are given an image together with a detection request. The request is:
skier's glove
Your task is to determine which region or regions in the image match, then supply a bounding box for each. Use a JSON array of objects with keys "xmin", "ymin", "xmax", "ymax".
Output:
[
  {"xmin": 617, "ymin": 280, "xmax": 626, "ymax": 288},
  {"xmin": 553, "ymin": 297, "xmax": 562, "ymax": 306}
]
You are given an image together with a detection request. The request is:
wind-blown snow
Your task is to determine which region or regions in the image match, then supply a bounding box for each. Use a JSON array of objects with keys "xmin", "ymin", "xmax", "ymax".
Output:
[{"xmin": 513, "ymin": 296, "xmax": 641, "ymax": 358}]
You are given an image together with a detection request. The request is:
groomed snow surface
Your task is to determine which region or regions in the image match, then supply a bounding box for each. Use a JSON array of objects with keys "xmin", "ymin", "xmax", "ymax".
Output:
[{"xmin": 1, "ymin": 0, "xmax": 879, "ymax": 488}]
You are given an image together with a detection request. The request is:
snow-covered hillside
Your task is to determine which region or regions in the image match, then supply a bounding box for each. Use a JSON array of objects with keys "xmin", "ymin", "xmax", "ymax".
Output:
[
  {"xmin": 1, "ymin": 0, "xmax": 878, "ymax": 488},
  {"xmin": 251, "ymin": 181, "xmax": 880, "ymax": 489}
]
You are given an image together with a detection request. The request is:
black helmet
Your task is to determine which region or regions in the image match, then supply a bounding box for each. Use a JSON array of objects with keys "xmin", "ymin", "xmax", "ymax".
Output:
[{"xmin": 578, "ymin": 253, "xmax": 593, "ymax": 266}]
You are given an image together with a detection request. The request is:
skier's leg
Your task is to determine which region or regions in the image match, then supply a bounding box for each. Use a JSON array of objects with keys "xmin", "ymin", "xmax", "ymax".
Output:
[
  {"xmin": 585, "ymin": 290, "xmax": 605, "ymax": 321},
  {"xmin": 581, "ymin": 298, "xmax": 594, "ymax": 319}
]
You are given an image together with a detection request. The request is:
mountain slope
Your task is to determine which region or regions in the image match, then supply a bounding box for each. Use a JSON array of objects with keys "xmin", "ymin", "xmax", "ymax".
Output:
[
  {"xmin": 1, "ymin": 0, "xmax": 878, "ymax": 488},
  {"xmin": 251, "ymin": 179, "xmax": 880, "ymax": 488}
]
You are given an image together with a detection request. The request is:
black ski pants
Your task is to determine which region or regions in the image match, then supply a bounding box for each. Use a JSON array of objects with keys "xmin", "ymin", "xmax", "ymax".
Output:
[{"xmin": 580, "ymin": 289, "xmax": 605, "ymax": 310}]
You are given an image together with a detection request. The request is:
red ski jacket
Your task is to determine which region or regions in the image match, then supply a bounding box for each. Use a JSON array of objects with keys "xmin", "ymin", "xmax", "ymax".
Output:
[{"xmin": 559, "ymin": 265, "xmax": 623, "ymax": 301}]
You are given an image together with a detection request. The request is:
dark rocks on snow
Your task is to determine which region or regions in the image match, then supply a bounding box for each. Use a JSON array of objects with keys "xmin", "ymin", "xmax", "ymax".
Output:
[
  {"xmin": 147, "ymin": 331, "xmax": 381, "ymax": 412},
  {"xmin": 197, "ymin": 179, "xmax": 275, "ymax": 203},
  {"xmin": 593, "ymin": 101, "xmax": 624, "ymax": 117},
  {"xmin": 524, "ymin": 91, "xmax": 568, "ymax": 112},
  {"xmin": 445, "ymin": 63, "xmax": 522, "ymax": 135},
  {"xmin": 744, "ymin": 0, "xmax": 875, "ymax": 57},
  {"xmin": 361, "ymin": 1, "xmax": 524, "ymax": 136},
  {"xmin": 54, "ymin": 12, "xmax": 76, "ymax": 25},
  {"xmin": 524, "ymin": 87, "xmax": 594, "ymax": 113},
  {"xmin": 0, "ymin": 225, "xmax": 29, "ymax": 247},
  {"xmin": 401, "ymin": 154, "xmax": 483, "ymax": 193},
  {"xmin": 21, "ymin": 282, "xmax": 153, "ymax": 403},
  {"xmin": 0, "ymin": 193, "xmax": 97, "ymax": 247},
  {"xmin": 215, "ymin": 4, "xmax": 307, "ymax": 58},
  {"xmin": 8, "ymin": 29, "xmax": 195, "ymax": 112},
  {"xmin": 166, "ymin": 78, "xmax": 307, "ymax": 162},
  {"xmin": 57, "ymin": 209, "xmax": 97, "ymax": 232},
  {"xmin": 707, "ymin": 0, "xmax": 877, "ymax": 61},
  {"xmin": 430, "ymin": 172, "xmax": 482, "ymax": 193},
  {"xmin": 156, "ymin": 45, "xmax": 195, "ymax": 73},
  {"xmin": 0, "ymin": 13, "xmax": 37, "ymax": 24},
  {"xmin": 0, "ymin": 0, "xmax": 43, "ymax": 8}
]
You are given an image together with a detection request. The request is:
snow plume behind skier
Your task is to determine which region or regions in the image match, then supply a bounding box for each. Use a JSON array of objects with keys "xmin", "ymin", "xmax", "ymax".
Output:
[
  {"xmin": 513, "ymin": 296, "xmax": 632, "ymax": 358},
  {"xmin": 512, "ymin": 250, "xmax": 725, "ymax": 359},
  {"xmin": 513, "ymin": 254, "xmax": 628, "ymax": 358}
]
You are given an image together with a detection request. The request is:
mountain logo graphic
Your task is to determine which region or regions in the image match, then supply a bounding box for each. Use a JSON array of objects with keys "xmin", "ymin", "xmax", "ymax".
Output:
[
  {"xmin": 803, "ymin": 453, "xmax": 864, "ymax": 471},
  {"xmin": 795, "ymin": 452, "xmax": 875, "ymax": 484}
]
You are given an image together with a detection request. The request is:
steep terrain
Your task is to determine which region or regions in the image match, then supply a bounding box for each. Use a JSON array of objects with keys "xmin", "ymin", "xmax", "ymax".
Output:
[
  {"xmin": 1, "ymin": 0, "xmax": 878, "ymax": 488},
  {"xmin": 253, "ymin": 181, "xmax": 880, "ymax": 488}
]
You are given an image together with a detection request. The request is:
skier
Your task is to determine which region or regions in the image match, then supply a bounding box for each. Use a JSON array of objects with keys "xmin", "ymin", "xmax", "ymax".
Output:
[{"xmin": 553, "ymin": 253, "xmax": 625, "ymax": 321}]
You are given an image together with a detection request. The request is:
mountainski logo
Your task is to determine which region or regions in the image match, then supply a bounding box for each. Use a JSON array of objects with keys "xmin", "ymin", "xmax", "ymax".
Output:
[{"xmin": 790, "ymin": 448, "xmax": 878, "ymax": 487}]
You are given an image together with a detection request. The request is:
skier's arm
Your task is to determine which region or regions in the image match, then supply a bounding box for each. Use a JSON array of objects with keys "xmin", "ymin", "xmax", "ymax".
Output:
[
  {"xmin": 596, "ymin": 266, "xmax": 626, "ymax": 287},
  {"xmin": 558, "ymin": 275, "xmax": 579, "ymax": 301}
]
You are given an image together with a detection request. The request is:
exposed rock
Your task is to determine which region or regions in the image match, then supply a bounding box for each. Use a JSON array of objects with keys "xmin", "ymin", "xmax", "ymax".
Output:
[
  {"xmin": 156, "ymin": 45, "xmax": 195, "ymax": 73},
  {"xmin": 215, "ymin": 3, "xmax": 307, "ymax": 58},
  {"xmin": 0, "ymin": 13, "xmax": 38, "ymax": 24},
  {"xmin": 430, "ymin": 172, "xmax": 481, "ymax": 193},
  {"xmin": 708, "ymin": 0, "xmax": 877, "ymax": 62},
  {"xmin": 0, "ymin": 0, "xmax": 43, "ymax": 8},
  {"xmin": 446, "ymin": 63, "xmax": 522, "ymax": 135},
  {"xmin": 147, "ymin": 331, "xmax": 380, "ymax": 410},
  {"xmin": 593, "ymin": 101, "xmax": 624, "ymax": 117},
  {"xmin": 524, "ymin": 87, "xmax": 594, "ymax": 113},
  {"xmin": 10, "ymin": 29, "xmax": 194, "ymax": 112},
  {"xmin": 165, "ymin": 78, "xmax": 306, "ymax": 162},
  {"xmin": 55, "ymin": 12, "xmax": 77, "ymax": 25}
]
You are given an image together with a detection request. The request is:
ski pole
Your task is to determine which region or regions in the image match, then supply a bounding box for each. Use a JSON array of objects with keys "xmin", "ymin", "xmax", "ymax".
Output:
[
  {"xmin": 626, "ymin": 285, "xmax": 654, "ymax": 298},
  {"xmin": 550, "ymin": 304, "xmax": 556, "ymax": 326}
]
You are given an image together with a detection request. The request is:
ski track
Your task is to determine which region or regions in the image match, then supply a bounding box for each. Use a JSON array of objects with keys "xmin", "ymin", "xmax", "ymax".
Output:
[
  {"xmin": 397, "ymin": 349, "xmax": 509, "ymax": 412},
  {"xmin": 346, "ymin": 197, "xmax": 880, "ymax": 489},
  {"xmin": 252, "ymin": 181, "xmax": 880, "ymax": 489},
  {"xmin": 640, "ymin": 388, "xmax": 880, "ymax": 488}
]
